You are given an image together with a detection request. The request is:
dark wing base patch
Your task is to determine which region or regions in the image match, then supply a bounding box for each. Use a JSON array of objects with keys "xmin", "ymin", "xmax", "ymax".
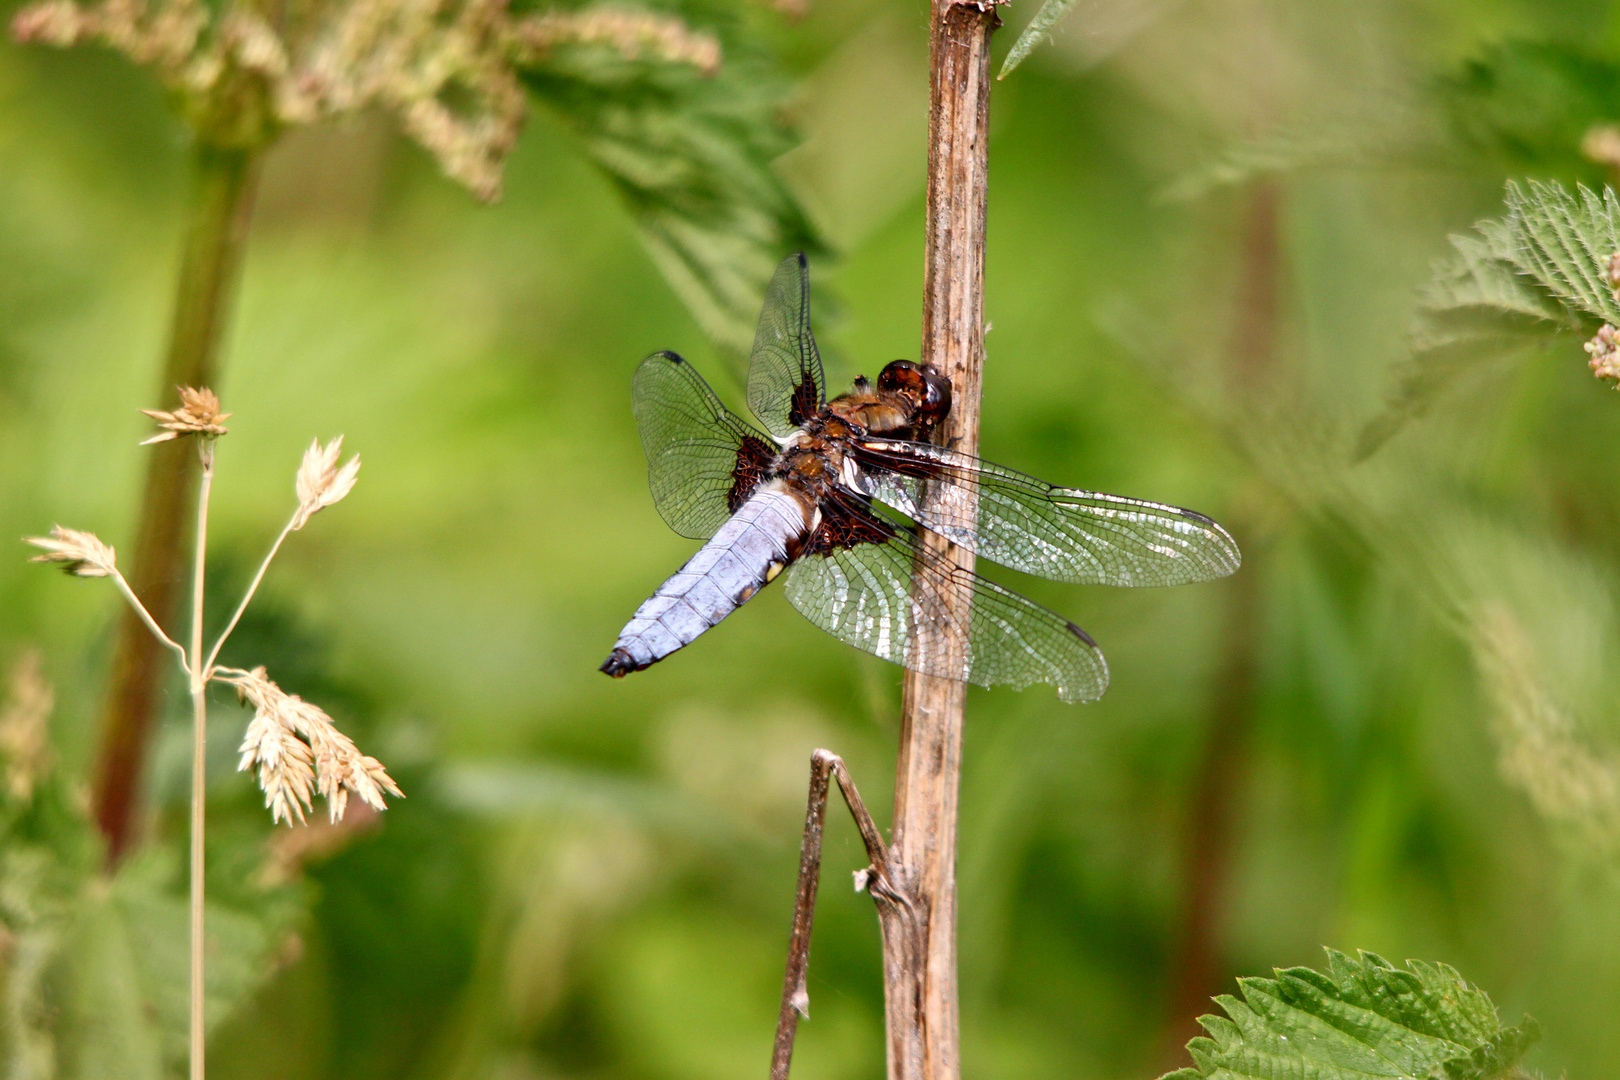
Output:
[
  {"xmin": 728, "ymin": 435, "xmax": 778, "ymax": 514},
  {"xmin": 785, "ymin": 490, "xmax": 1108, "ymax": 703}
]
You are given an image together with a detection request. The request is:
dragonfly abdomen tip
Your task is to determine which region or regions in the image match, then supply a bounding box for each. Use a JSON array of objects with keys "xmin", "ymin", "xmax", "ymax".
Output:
[{"xmin": 600, "ymin": 648, "xmax": 640, "ymax": 677}]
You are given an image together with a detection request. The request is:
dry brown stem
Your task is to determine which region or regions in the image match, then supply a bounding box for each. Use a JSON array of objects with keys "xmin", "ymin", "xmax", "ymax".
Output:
[
  {"xmin": 883, "ymin": 2, "xmax": 995, "ymax": 1079},
  {"xmin": 771, "ymin": 751, "xmax": 916, "ymax": 1080}
]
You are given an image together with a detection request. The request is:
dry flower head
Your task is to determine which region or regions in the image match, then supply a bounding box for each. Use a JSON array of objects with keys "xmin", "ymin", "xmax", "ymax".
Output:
[
  {"xmin": 292, "ymin": 436, "xmax": 361, "ymax": 530},
  {"xmin": 141, "ymin": 385, "xmax": 231, "ymax": 443},
  {"xmin": 0, "ymin": 650, "xmax": 55, "ymax": 802},
  {"xmin": 511, "ymin": 8, "xmax": 719, "ymax": 74},
  {"xmin": 11, "ymin": 0, "xmax": 723, "ymax": 201},
  {"xmin": 228, "ymin": 666, "xmax": 401, "ymax": 824},
  {"xmin": 26, "ymin": 526, "xmax": 117, "ymax": 577},
  {"xmin": 1587, "ymin": 324, "xmax": 1620, "ymax": 386},
  {"xmin": 1584, "ymin": 125, "xmax": 1620, "ymax": 172}
]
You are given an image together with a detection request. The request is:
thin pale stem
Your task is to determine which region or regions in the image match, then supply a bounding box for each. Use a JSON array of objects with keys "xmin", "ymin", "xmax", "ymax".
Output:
[
  {"xmin": 772, "ymin": 751, "xmax": 914, "ymax": 1080},
  {"xmin": 203, "ymin": 516, "xmax": 296, "ymax": 676},
  {"xmin": 189, "ymin": 438, "xmax": 215, "ymax": 1080},
  {"xmin": 92, "ymin": 143, "xmax": 261, "ymax": 866},
  {"xmin": 108, "ymin": 570, "xmax": 190, "ymax": 675}
]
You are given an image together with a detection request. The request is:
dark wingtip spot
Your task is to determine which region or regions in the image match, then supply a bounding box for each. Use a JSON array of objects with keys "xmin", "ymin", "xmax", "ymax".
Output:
[
  {"xmin": 1065, "ymin": 621, "xmax": 1099, "ymax": 648},
  {"xmin": 600, "ymin": 649, "xmax": 637, "ymax": 677},
  {"xmin": 794, "ymin": 251, "xmax": 808, "ymax": 269},
  {"xmin": 1178, "ymin": 507, "xmax": 1217, "ymax": 526}
]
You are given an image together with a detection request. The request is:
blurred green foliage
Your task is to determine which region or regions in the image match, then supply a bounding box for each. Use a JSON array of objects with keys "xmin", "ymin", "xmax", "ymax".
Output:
[{"xmin": 6, "ymin": 1, "xmax": 1620, "ymax": 1079}]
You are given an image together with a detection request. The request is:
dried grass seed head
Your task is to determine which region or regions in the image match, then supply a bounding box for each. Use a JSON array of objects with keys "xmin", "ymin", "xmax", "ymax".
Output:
[
  {"xmin": 226, "ymin": 665, "xmax": 401, "ymax": 824},
  {"xmin": 141, "ymin": 385, "xmax": 230, "ymax": 443},
  {"xmin": 292, "ymin": 436, "xmax": 360, "ymax": 530},
  {"xmin": 26, "ymin": 526, "xmax": 117, "ymax": 577},
  {"xmin": 239, "ymin": 704, "xmax": 316, "ymax": 824}
]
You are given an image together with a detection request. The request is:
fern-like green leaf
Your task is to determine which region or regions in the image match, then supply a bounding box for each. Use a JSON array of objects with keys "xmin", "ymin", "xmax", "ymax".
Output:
[
  {"xmin": 1161, "ymin": 950, "xmax": 1539, "ymax": 1080},
  {"xmin": 522, "ymin": 33, "xmax": 822, "ymax": 353},
  {"xmin": 998, "ymin": 0, "xmax": 1080, "ymax": 79}
]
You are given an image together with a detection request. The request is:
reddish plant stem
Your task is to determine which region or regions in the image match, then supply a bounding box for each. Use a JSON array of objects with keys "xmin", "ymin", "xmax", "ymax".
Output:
[
  {"xmin": 91, "ymin": 144, "xmax": 261, "ymax": 864},
  {"xmin": 1162, "ymin": 181, "xmax": 1282, "ymax": 1064},
  {"xmin": 886, "ymin": 3, "xmax": 996, "ymax": 1080}
]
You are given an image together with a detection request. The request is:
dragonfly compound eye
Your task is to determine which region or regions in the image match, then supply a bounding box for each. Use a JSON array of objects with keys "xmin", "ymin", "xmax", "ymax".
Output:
[{"xmin": 916, "ymin": 363, "xmax": 951, "ymax": 423}]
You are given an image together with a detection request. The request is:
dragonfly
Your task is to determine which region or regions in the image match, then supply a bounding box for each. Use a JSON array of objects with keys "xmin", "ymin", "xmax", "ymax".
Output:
[{"xmin": 601, "ymin": 254, "xmax": 1241, "ymax": 702}]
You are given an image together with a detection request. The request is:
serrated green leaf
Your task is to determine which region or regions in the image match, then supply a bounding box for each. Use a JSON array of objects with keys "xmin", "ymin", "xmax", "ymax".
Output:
[
  {"xmin": 108, "ymin": 849, "xmax": 297, "ymax": 1068},
  {"xmin": 1159, "ymin": 949, "xmax": 1538, "ymax": 1080},
  {"xmin": 1502, "ymin": 179, "xmax": 1620, "ymax": 323},
  {"xmin": 1361, "ymin": 180, "xmax": 1611, "ymax": 455},
  {"xmin": 998, "ymin": 0, "xmax": 1080, "ymax": 79},
  {"xmin": 522, "ymin": 32, "xmax": 822, "ymax": 353},
  {"xmin": 57, "ymin": 880, "xmax": 164, "ymax": 1080},
  {"xmin": 1, "ymin": 793, "xmax": 305, "ymax": 1079}
]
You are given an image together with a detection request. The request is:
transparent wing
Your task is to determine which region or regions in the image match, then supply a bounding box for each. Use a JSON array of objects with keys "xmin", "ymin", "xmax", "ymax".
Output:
[
  {"xmin": 747, "ymin": 252, "xmax": 826, "ymax": 437},
  {"xmin": 782, "ymin": 492, "xmax": 1108, "ymax": 703},
  {"xmin": 632, "ymin": 351, "xmax": 777, "ymax": 540},
  {"xmin": 850, "ymin": 439, "xmax": 1241, "ymax": 586}
]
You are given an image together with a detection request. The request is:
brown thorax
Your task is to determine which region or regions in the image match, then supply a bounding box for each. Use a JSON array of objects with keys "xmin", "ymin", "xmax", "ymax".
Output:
[{"xmin": 828, "ymin": 361, "xmax": 951, "ymax": 442}]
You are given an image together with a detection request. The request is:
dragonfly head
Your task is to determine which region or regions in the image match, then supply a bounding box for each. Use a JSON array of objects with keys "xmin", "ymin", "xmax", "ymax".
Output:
[{"xmin": 877, "ymin": 360, "xmax": 952, "ymax": 435}]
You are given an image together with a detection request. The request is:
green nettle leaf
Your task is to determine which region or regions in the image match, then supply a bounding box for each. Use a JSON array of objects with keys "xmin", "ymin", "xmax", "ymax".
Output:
[
  {"xmin": 523, "ymin": 36, "xmax": 822, "ymax": 353},
  {"xmin": 998, "ymin": 0, "xmax": 1080, "ymax": 79},
  {"xmin": 1161, "ymin": 950, "xmax": 1539, "ymax": 1080},
  {"xmin": 1361, "ymin": 179, "xmax": 1619, "ymax": 456},
  {"xmin": 1414, "ymin": 179, "xmax": 1620, "ymax": 333},
  {"xmin": 0, "ymin": 778, "xmax": 305, "ymax": 1079}
]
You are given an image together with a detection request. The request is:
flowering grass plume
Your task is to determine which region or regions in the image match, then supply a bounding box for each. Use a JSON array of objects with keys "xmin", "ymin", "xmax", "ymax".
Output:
[
  {"xmin": 141, "ymin": 385, "xmax": 231, "ymax": 443},
  {"xmin": 292, "ymin": 436, "xmax": 361, "ymax": 530},
  {"xmin": 27, "ymin": 388, "xmax": 399, "ymax": 828},
  {"xmin": 27, "ymin": 526, "xmax": 117, "ymax": 577},
  {"xmin": 224, "ymin": 666, "xmax": 402, "ymax": 824}
]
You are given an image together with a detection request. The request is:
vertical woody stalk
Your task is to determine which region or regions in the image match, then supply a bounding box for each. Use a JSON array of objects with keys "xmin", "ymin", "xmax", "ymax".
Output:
[
  {"xmin": 884, "ymin": 2, "xmax": 996, "ymax": 1079},
  {"xmin": 92, "ymin": 145, "xmax": 260, "ymax": 864}
]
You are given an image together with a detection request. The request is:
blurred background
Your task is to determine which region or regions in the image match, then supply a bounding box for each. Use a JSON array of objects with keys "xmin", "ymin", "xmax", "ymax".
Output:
[{"xmin": 5, "ymin": 0, "xmax": 1620, "ymax": 1077}]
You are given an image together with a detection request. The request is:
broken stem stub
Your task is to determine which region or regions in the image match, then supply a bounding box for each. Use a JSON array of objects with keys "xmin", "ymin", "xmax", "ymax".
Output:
[{"xmin": 771, "ymin": 750, "xmax": 917, "ymax": 1080}]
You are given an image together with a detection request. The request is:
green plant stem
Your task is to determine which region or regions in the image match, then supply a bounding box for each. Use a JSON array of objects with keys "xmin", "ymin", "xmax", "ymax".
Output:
[
  {"xmin": 91, "ymin": 143, "xmax": 262, "ymax": 866},
  {"xmin": 189, "ymin": 439, "xmax": 215, "ymax": 1080}
]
